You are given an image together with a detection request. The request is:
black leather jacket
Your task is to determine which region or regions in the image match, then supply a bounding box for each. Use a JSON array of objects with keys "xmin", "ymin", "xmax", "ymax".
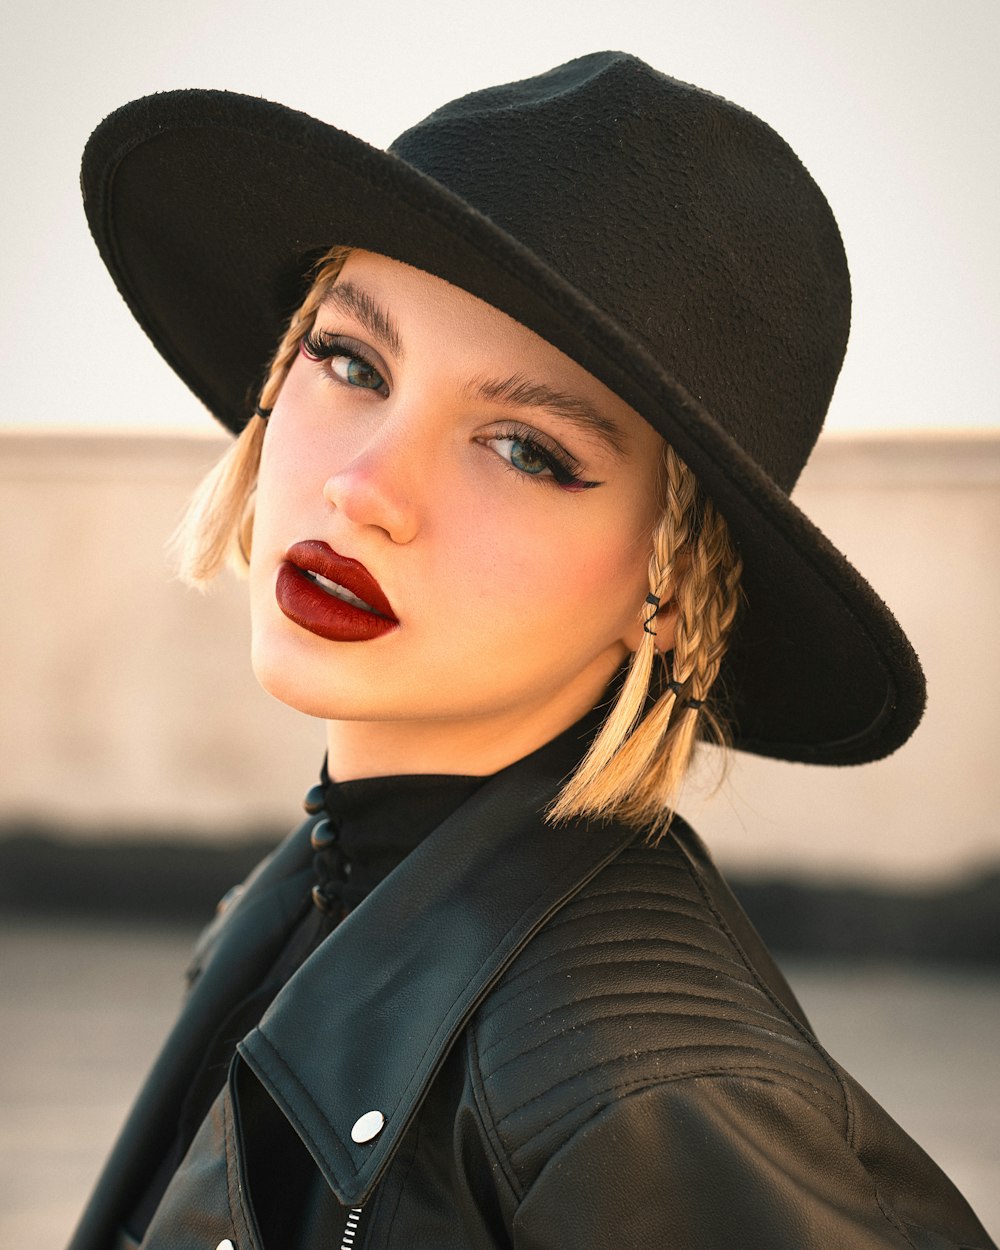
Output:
[{"xmin": 68, "ymin": 726, "xmax": 995, "ymax": 1250}]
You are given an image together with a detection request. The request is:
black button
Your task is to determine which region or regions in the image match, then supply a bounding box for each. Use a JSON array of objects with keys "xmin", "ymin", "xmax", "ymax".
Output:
[
  {"xmin": 302, "ymin": 783, "xmax": 325, "ymax": 814},
  {"xmin": 311, "ymin": 884, "xmax": 340, "ymax": 915},
  {"xmin": 310, "ymin": 817, "xmax": 337, "ymax": 850}
]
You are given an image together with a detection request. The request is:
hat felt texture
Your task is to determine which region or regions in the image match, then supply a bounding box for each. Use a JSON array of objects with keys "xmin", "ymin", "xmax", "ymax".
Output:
[{"xmin": 81, "ymin": 51, "xmax": 926, "ymax": 765}]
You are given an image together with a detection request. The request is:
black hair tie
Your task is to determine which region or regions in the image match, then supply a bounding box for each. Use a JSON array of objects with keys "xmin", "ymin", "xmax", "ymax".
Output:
[
  {"xmin": 666, "ymin": 678, "xmax": 703, "ymax": 712},
  {"xmin": 643, "ymin": 592, "xmax": 660, "ymax": 635}
]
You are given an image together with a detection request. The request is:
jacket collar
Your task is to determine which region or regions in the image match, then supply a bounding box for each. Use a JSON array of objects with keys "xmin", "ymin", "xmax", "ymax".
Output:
[{"xmin": 237, "ymin": 707, "xmax": 637, "ymax": 1208}]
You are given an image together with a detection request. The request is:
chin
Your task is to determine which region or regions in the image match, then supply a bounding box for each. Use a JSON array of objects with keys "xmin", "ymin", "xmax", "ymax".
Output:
[
  {"xmin": 253, "ymin": 663, "xmax": 382, "ymax": 722},
  {"xmin": 251, "ymin": 625, "xmax": 345, "ymax": 719}
]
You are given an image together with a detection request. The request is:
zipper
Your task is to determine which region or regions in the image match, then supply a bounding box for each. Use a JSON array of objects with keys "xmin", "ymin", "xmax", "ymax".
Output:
[{"xmin": 340, "ymin": 1205, "xmax": 364, "ymax": 1249}]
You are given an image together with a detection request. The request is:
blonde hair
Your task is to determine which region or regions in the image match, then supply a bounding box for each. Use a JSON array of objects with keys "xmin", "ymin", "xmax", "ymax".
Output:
[
  {"xmin": 173, "ymin": 245, "xmax": 744, "ymax": 839},
  {"xmin": 548, "ymin": 446, "xmax": 743, "ymax": 838},
  {"xmin": 172, "ymin": 246, "xmax": 352, "ymax": 584}
]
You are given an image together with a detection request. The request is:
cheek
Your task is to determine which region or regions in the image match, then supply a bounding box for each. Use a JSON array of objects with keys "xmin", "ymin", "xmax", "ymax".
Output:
[
  {"xmin": 251, "ymin": 399, "xmax": 332, "ymax": 546},
  {"xmin": 434, "ymin": 490, "xmax": 649, "ymax": 647},
  {"xmin": 247, "ymin": 431, "xmax": 318, "ymax": 611}
]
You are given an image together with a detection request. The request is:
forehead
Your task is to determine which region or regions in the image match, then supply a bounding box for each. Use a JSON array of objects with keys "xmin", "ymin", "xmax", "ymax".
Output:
[{"xmin": 326, "ymin": 249, "xmax": 562, "ymax": 363}]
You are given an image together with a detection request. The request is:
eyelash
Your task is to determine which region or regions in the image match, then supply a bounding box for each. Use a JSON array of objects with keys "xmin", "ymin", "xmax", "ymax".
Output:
[
  {"xmin": 300, "ymin": 330, "xmax": 388, "ymax": 393},
  {"xmin": 489, "ymin": 422, "xmax": 596, "ymax": 491},
  {"xmin": 300, "ymin": 330, "xmax": 597, "ymax": 492}
]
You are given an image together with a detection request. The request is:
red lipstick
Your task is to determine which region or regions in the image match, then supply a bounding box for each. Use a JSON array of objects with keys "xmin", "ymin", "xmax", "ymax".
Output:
[{"xmin": 276, "ymin": 541, "xmax": 399, "ymax": 643}]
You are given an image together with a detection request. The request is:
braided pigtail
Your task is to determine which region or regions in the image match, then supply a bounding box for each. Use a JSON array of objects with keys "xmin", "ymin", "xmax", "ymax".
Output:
[
  {"xmin": 172, "ymin": 246, "xmax": 352, "ymax": 585},
  {"xmin": 659, "ymin": 462, "xmax": 744, "ymax": 796},
  {"xmin": 548, "ymin": 444, "xmax": 744, "ymax": 840}
]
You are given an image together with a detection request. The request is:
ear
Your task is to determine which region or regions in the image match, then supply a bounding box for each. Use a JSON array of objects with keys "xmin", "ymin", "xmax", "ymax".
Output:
[{"xmin": 622, "ymin": 596, "xmax": 678, "ymax": 655}]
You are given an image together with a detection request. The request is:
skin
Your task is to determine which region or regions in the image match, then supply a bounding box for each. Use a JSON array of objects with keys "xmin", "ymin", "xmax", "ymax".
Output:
[{"xmin": 249, "ymin": 250, "xmax": 674, "ymax": 779}]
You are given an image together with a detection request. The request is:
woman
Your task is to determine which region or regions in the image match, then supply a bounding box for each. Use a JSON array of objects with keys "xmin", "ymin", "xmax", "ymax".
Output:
[{"xmin": 71, "ymin": 52, "xmax": 995, "ymax": 1249}]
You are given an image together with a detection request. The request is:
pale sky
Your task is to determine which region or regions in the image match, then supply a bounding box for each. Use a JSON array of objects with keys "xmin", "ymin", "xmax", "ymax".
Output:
[{"xmin": 2, "ymin": 0, "xmax": 997, "ymax": 433}]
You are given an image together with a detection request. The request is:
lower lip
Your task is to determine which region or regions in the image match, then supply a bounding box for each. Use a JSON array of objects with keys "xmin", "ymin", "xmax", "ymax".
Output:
[{"xmin": 275, "ymin": 563, "xmax": 399, "ymax": 643}]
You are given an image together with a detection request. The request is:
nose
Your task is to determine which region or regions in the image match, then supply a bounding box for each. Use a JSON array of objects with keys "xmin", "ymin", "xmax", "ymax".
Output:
[{"xmin": 322, "ymin": 423, "xmax": 420, "ymax": 544}]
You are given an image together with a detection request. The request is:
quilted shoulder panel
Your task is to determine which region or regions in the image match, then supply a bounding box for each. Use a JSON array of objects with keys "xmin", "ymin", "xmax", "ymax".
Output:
[{"xmin": 470, "ymin": 828, "xmax": 846, "ymax": 1193}]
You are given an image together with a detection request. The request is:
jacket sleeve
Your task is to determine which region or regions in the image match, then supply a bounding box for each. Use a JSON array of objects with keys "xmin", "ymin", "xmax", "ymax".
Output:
[{"xmin": 510, "ymin": 1075, "xmax": 996, "ymax": 1250}]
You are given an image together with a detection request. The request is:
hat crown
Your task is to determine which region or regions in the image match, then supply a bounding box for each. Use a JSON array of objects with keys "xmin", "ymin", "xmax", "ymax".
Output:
[{"xmin": 390, "ymin": 52, "xmax": 851, "ymax": 491}]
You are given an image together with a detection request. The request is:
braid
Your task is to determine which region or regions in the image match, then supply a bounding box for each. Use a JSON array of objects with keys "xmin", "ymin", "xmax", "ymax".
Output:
[
  {"xmin": 648, "ymin": 473, "xmax": 744, "ymax": 813},
  {"xmin": 672, "ymin": 496, "xmax": 744, "ymax": 711},
  {"xmin": 549, "ymin": 443, "xmax": 744, "ymax": 840}
]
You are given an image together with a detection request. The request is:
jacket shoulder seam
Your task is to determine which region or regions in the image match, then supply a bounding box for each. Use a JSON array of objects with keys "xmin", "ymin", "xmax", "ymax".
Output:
[
  {"xmin": 466, "ymin": 1026, "xmax": 526, "ymax": 1203},
  {"xmin": 506, "ymin": 1062, "xmax": 848, "ymax": 1159},
  {"xmin": 874, "ymin": 1182, "xmax": 920, "ymax": 1250}
]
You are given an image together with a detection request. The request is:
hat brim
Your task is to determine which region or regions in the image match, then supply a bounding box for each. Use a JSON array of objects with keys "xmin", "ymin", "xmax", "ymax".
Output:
[{"xmin": 81, "ymin": 89, "xmax": 925, "ymax": 764}]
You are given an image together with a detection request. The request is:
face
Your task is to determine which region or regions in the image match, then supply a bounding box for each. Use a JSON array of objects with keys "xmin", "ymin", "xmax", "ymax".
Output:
[{"xmin": 250, "ymin": 250, "xmax": 667, "ymax": 776}]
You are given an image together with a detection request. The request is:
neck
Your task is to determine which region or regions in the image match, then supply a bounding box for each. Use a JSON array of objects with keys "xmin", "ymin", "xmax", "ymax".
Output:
[{"xmin": 325, "ymin": 669, "xmax": 616, "ymax": 781}]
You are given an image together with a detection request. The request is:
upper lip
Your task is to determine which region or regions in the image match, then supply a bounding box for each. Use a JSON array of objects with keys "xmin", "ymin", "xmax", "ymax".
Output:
[{"xmin": 283, "ymin": 541, "xmax": 398, "ymax": 621}]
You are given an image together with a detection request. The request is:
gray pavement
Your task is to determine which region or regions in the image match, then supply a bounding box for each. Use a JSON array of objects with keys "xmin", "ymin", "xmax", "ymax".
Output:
[{"xmin": 2, "ymin": 917, "xmax": 998, "ymax": 1246}]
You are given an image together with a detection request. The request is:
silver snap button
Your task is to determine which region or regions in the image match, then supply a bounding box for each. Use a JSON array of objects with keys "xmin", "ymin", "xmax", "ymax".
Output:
[
  {"xmin": 216, "ymin": 1240, "xmax": 235, "ymax": 1250},
  {"xmin": 351, "ymin": 1110, "xmax": 385, "ymax": 1143}
]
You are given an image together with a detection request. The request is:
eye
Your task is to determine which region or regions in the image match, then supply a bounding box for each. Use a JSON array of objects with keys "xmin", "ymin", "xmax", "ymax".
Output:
[
  {"xmin": 492, "ymin": 436, "xmax": 553, "ymax": 477},
  {"xmin": 300, "ymin": 331, "xmax": 389, "ymax": 396},
  {"xmin": 332, "ymin": 354, "xmax": 386, "ymax": 391},
  {"xmin": 486, "ymin": 424, "xmax": 599, "ymax": 491}
]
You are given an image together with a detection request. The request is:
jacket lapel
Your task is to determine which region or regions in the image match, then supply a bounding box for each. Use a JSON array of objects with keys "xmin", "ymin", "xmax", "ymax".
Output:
[{"xmin": 238, "ymin": 719, "xmax": 636, "ymax": 1209}]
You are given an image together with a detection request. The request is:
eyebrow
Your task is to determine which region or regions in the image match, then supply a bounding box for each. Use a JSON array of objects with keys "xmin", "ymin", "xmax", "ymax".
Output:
[
  {"xmin": 320, "ymin": 282, "xmax": 404, "ymax": 359},
  {"xmin": 469, "ymin": 373, "xmax": 628, "ymax": 459}
]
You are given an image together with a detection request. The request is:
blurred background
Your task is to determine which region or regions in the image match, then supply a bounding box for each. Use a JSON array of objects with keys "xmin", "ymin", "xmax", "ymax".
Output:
[{"xmin": 2, "ymin": 0, "xmax": 998, "ymax": 1243}]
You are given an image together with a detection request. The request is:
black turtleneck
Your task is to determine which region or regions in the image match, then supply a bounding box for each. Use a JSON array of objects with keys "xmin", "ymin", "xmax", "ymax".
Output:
[
  {"xmin": 312, "ymin": 765, "xmax": 488, "ymax": 916},
  {"xmin": 128, "ymin": 765, "xmax": 488, "ymax": 1240}
]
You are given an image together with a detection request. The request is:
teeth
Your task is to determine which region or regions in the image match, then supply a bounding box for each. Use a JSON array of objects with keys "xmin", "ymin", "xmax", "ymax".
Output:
[{"xmin": 306, "ymin": 571, "xmax": 376, "ymax": 613}]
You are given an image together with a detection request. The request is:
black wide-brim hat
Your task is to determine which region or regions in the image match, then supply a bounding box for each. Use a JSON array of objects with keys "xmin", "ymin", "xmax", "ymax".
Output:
[{"xmin": 81, "ymin": 51, "xmax": 925, "ymax": 764}]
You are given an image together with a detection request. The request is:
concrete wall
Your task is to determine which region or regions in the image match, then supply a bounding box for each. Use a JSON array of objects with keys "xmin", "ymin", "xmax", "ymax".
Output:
[
  {"xmin": 682, "ymin": 432, "xmax": 1000, "ymax": 884},
  {"xmin": 2, "ymin": 429, "xmax": 998, "ymax": 885}
]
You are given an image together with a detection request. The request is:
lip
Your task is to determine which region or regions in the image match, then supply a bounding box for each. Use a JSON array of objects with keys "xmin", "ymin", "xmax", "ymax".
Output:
[{"xmin": 276, "ymin": 540, "xmax": 399, "ymax": 643}]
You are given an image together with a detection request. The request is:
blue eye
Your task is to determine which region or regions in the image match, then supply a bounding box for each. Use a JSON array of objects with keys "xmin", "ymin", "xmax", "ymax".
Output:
[
  {"xmin": 487, "ymin": 425, "xmax": 598, "ymax": 491},
  {"xmin": 332, "ymin": 355, "xmax": 386, "ymax": 391},
  {"xmin": 500, "ymin": 437, "xmax": 550, "ymax": 476}
]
